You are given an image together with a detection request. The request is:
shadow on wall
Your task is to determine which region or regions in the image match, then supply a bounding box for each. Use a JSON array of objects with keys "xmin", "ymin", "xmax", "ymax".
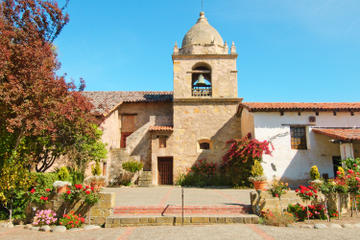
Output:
[
  {"xmin": 178, "ymin": 114, "xmax": 242, "ymax": 187},
  {"xmin": 270, "ymin": 133, "xmax": 340, "ymax": 188}
]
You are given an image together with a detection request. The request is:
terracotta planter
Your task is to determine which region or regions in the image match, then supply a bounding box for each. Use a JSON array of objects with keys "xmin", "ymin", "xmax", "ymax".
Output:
[
  {"xmin": 56, "ymin": 186, "xmax": 68, "ymax": 194},
  {"xmin": 253, "ymin": 180, "xmax": 267, "ymax": 191},
  {"xmin": 90, "ymin": 180, "xmax": 105, "ymax": 192}
]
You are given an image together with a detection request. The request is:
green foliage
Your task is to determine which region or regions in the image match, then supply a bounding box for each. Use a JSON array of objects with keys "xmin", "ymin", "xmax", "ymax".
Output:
[
  {"xmin": 69, "ymin": 169, "xmax": 84, "ymax": 185},
  {"xmin": 0, "ymin": 155, "xmax": 33, "ymax": 221},
  {"xmin": 268, "ymin": 178, "xmax": 289, "ymax": 198},
  {"xmin": 31, "ymin": 172, "xmax": 58, "ymax": 190},
  {"xmin": 342, "ymin": 158, "xmax": 360, "ymax": 171},
  {"xmin": 122, "ymin": 161, "xmax": 143, "ymax": 173},
  {"xmin": 91, "ymin": 161, "xmax": 101, "ymax": 176},
  {"xmin": 310, "ymin": 165, "xmax": 320, "ymax": 180},
  {"xmin": 287, "ymin": 203, "xmax": 338, "ymax": 221},
  {"xmin": 251, "ymin": 160, "xmax": 264, "ymax": 177},
  {"xmin": 175, "ymin": 173, "xmax": 231, "ymax": 187},
  {"xmin": 57, "ymin": 166, "xmax": 70, "ymax": 181},
  {"xmin": 67, "ymin": 125, "xmax": 107, "ymax": 173}
]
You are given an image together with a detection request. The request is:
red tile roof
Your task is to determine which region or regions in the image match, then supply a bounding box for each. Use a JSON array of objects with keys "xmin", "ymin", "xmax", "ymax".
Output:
[
  {"xmin": 149, "ymin": 126, "xmax": 173, "ymax": 132},
  {"xmin": 241, "ymin": 102, "xmax": 360, "ymax": 112},
  {"xmin": 312, "ymin": 128, "xmax": 360, "ymax": 141}
]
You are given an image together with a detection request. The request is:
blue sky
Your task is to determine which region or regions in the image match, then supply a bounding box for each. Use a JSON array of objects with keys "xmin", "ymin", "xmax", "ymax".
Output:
[{"xmin": 55, "ymin": 0, "xmax": 360, "ymax": 102}]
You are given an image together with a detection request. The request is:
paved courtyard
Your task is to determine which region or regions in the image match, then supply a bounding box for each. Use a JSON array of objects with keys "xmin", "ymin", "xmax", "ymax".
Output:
[
  {"xmin": 1, "ymin": 224, "xmax": 360, "ymax": 240},
  {"xmin": 102, "ymin": 186, "xmax": 252, "ymax": 207}
]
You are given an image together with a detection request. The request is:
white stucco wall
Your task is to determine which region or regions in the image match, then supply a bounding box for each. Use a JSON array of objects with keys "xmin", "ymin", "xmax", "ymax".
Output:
[{"xmin": 251, "ymin": 111, "xmax": 360, "ymax": 185}]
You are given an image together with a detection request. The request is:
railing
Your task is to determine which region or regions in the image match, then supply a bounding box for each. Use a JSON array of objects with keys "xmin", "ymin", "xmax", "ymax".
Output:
[{"xmin": 192, "ymin": 86, "xmax": 212, "ymax": 97}]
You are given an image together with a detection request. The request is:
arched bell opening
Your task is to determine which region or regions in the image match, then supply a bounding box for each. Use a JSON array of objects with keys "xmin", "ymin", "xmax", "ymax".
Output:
[{"xmin": 191, "ymin": 63, "xmax": 212, "ymax": 97}]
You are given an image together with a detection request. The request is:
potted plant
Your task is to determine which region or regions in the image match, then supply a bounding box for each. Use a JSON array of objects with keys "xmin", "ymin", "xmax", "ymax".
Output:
[
  {"xmin": 88, "ymin": 161, "xmax": 105, "ymax": 192},
  {"xmin": 53, "ymin": 181, "xmax": 71, "ymax": 194},
  {"xmin": 249, "ymin": 160, "xmax": 267, "ymax": 190}
]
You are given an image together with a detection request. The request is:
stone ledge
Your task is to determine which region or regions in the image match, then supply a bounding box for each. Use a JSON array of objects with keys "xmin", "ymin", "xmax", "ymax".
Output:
[{"xmin": 105, "ymin": 215, "xmax": 259, "ymax": 227}]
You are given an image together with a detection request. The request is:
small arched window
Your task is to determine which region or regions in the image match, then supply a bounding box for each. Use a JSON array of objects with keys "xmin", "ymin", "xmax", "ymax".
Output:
[
  {"xmin": 192, "ymin": 64, "xmax": 212, "ymax": 97},
  {"xmin": 198, "ymin": 139, "xmax": 212, "ymax": 151}
]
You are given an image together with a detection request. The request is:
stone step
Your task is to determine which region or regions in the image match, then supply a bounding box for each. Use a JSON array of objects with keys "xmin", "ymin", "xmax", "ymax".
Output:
[
  {"xmin": 113, "ymin": 205, "xmax": 251, "ymax": 215},
  {"xmin": 105, "ymin": 214, "xmax": 259, "ymax": 227}
]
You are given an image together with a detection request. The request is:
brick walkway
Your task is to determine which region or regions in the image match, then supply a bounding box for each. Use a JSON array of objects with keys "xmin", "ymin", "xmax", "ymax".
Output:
[{"xmin": 2, "ymin": 224, "xmax": 360, "ymax": 240}]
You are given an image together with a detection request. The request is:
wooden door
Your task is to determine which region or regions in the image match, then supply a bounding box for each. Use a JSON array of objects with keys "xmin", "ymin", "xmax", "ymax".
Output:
[{"xmin": 158, "ymin": 157, "xmax": 173, "ymax": 185}]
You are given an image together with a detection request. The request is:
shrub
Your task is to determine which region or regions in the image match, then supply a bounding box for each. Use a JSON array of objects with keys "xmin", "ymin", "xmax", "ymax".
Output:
[
  {"xmin": 61, "ymin": 184, "xmax": 99, "ymax": 204},
  {"xmin": 68, "ymin": 167, "xmax": 85, "ymax": 185},
  {"xmin": 32, "ymin": 209, "xmax": 57, "ymax": 226},
  {"xmin": 122, "ymin": 161, "xmax": 143, "ymax": 173},
  {"xmin": 287, "ymin": 203, "xmax": 331, "ymax": 221},
  {"xmin": 57, "ymin": 167, "xmax": 70, "ymax": 181},
  {"xmin": 91, "ymin": 161, "xmax": 101, "ymax": 176},
  {"xmin": 262, "ymin": 209, "xmax": 295, "ymax": 226},
  {"xmin": 59, "ymin": 211, "xmax": 85, "ymax": 229},
  {"xmin": 251, "ymin": 160, "xmax": 264, "ymax": 177},
  {"xmin": 222, "ymin": 133, "xmax": 273, "ymax": 186},
  {"xmin": 310, "ymin": 165, "xmax": 320, "ymax": 180},
  {"xmin": 190, "ymin": 159, "xmax": 217, "ymax": 177},
  {"xmin": 268, "ymin": 178, "xmax": 289, "ymax": 198},
  {"xmin": 295, "ymin": 185, "xmax": 318, "ymax": 202},
  {"xmin": 31, "ymin": 172, "xmax": 58, "ymax": 190}
]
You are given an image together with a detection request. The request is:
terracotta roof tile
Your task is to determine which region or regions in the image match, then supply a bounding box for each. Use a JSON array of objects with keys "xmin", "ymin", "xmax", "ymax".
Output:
[
  {"xmin": 312, "ymin": 128, "xmax": 360, "ymax": 141},
  {"xmin": 82, "ymin": 91, "xmax": 173, "ymax": 114},
  {"xmin": 241, "ymin": 102, "xmax": 360, "ymax": 112},
  {"xmin": 149, "ymin": 126, "xmax": 173, "ymax": 132}
]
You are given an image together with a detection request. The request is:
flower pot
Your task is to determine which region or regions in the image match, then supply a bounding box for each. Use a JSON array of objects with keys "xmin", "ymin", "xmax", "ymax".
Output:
[
  {"xmin": 56, "ymin": 186, "xmax": 68, "ymax": 194},
  {"xmin": 253, "ymin": 180, "xmax": 267, "ymax": 191}
]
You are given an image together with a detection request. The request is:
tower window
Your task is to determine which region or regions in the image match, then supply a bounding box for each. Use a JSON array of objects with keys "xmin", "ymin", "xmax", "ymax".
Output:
[
  {"xmin": 192, "ymin": 65, "xmax": 212, "ymax": 97},
  {"xmin": 200, "ymin": 142, "xmax": 210, "ymax": 150}
]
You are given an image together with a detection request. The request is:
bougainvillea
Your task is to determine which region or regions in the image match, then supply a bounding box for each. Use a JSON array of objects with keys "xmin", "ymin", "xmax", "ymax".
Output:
[
  {"xmin": 221, "ymin": 133, "xmax": 273, "ymax": 186},
  {"xmin": 190, "ymin": 159, "xmax": 217, "ymax": 177},
  {"xmin": 222, "ymin": 133, "xmax": 273, "ymax": 165}
]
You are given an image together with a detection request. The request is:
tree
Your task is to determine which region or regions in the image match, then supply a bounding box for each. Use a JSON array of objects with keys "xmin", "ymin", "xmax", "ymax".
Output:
[{"xmin": 0, "ymin": 0, "xmax": 103, "ymax": 172}]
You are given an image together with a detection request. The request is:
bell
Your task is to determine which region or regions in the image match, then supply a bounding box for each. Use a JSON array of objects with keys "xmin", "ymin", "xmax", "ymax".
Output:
[{"xmin": 196, "ymin": 74, "xmax": 207, "ymax": 86}]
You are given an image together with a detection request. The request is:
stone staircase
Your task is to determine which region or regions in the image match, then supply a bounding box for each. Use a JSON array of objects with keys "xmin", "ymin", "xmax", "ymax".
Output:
[{"xmin": 138, "ymin": 171, "xmax": 153, "ymax": 187}]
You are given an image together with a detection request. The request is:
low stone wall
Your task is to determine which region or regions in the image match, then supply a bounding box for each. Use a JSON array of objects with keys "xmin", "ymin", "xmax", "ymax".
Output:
[
  {"xmin": 250, "ymin": 190, "xmax": 351, "ymax": 215},
  {"xmin": 250, "ymin": 190, "xmax": 304, "ymax": 214},
  {"xmin": 48, "ymin": 192, "xmax": 115, "ymax": 226}
]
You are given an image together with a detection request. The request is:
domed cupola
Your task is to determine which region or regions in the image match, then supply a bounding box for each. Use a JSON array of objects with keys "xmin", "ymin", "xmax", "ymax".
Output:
[{"xmin": 177, "ymin": 12, "xmax": 230, "ymax": 55}]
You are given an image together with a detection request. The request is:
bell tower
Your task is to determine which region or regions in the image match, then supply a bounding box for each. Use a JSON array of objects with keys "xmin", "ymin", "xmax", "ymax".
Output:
[
  {"xmin": 171, "ymin": 12, "xmax": 242, "ymax": 181},
  {"xmin": 172, "ymin": 12, "xmax": 238, "ymax": 99}
]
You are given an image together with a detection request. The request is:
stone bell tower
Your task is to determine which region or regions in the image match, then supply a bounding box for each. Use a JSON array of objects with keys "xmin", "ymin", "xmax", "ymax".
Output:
[
  {"xmin": 171, "ymin": 12, "xmax": 242, "ymax": 180},
  {"xmin": 173, "ymin": 11, "xmax": 238, "ymax": 99}
]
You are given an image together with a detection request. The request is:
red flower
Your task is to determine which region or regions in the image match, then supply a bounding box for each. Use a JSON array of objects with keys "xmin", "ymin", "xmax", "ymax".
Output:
[
  {"xmin": 40, "ymin": 196, "xmax": 45, "ymax": 200},
  {"xmin": 75, "ymin": 221, "xmax": 79, "ymax": 224},
  {"xmin": 295, "ymin": 189, "xmax": 299, "ymax": 193},
  {"xmin": 30, "ymin": 188, "xmax": 36, "ymax": 194},
  {"xmin": 45, "ymin": 188, "xmax": 51, "ymax": 192},
  {"xmin": 44, "ymin": 196, "xmax": 48, "ymax": 201},
  {"xmin": 72, "ymin": 224, "xmax": 74, "ymax": 228},
  {"xmin": 66, "ymin": 190, "xmax": 71, "ymax": 195},
  {"xmin": 275, "ymin": 194, "xmax": 279, "ymax": 197},
  {"xmin": 59, "ymin": 222, "xmax": 62, "ymax": 225},
  {"xmin": 336, "ymin": 171, "xmax": 341, "ymax": 176},
  {"xmin": 349, "ymin": 169, "xmax": 354, "ymax": 174},
  {"xmin": 85, "ymin": 190, "xmax": 91, "ymax": 195},
  {"xmin": 80, "ymin": 217, "xmax": 85, "ymax": 223},
  {"xmin": 90, "ymin": 187, "xmax": 94, "ymax": 191}
]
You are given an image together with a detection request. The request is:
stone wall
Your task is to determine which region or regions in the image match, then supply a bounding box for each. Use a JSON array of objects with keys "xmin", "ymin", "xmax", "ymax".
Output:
[
  {"xmin": 49, "ymin": 192, "xmax": 115, "ymax": 226},
  {"xmin": 168, "ymin": 100, "xmax": 241, "ymax": 182}
]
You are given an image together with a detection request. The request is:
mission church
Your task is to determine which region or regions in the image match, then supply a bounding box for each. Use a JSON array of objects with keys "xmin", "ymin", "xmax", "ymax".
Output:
[{"xmin": 84, "ymin": 12, "xmax": 360, "ymax": 187}]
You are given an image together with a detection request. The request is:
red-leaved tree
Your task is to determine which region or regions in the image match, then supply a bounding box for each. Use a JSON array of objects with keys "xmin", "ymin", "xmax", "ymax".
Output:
[{"xmin": 0, "ymin": 0, "xmax": 103, "ymax": 172}]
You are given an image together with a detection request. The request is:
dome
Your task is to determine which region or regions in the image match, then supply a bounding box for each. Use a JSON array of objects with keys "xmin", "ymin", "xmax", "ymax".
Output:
[{"xmin": 181, "ymin": 12, "xmax": 224, "ymax": 48}]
